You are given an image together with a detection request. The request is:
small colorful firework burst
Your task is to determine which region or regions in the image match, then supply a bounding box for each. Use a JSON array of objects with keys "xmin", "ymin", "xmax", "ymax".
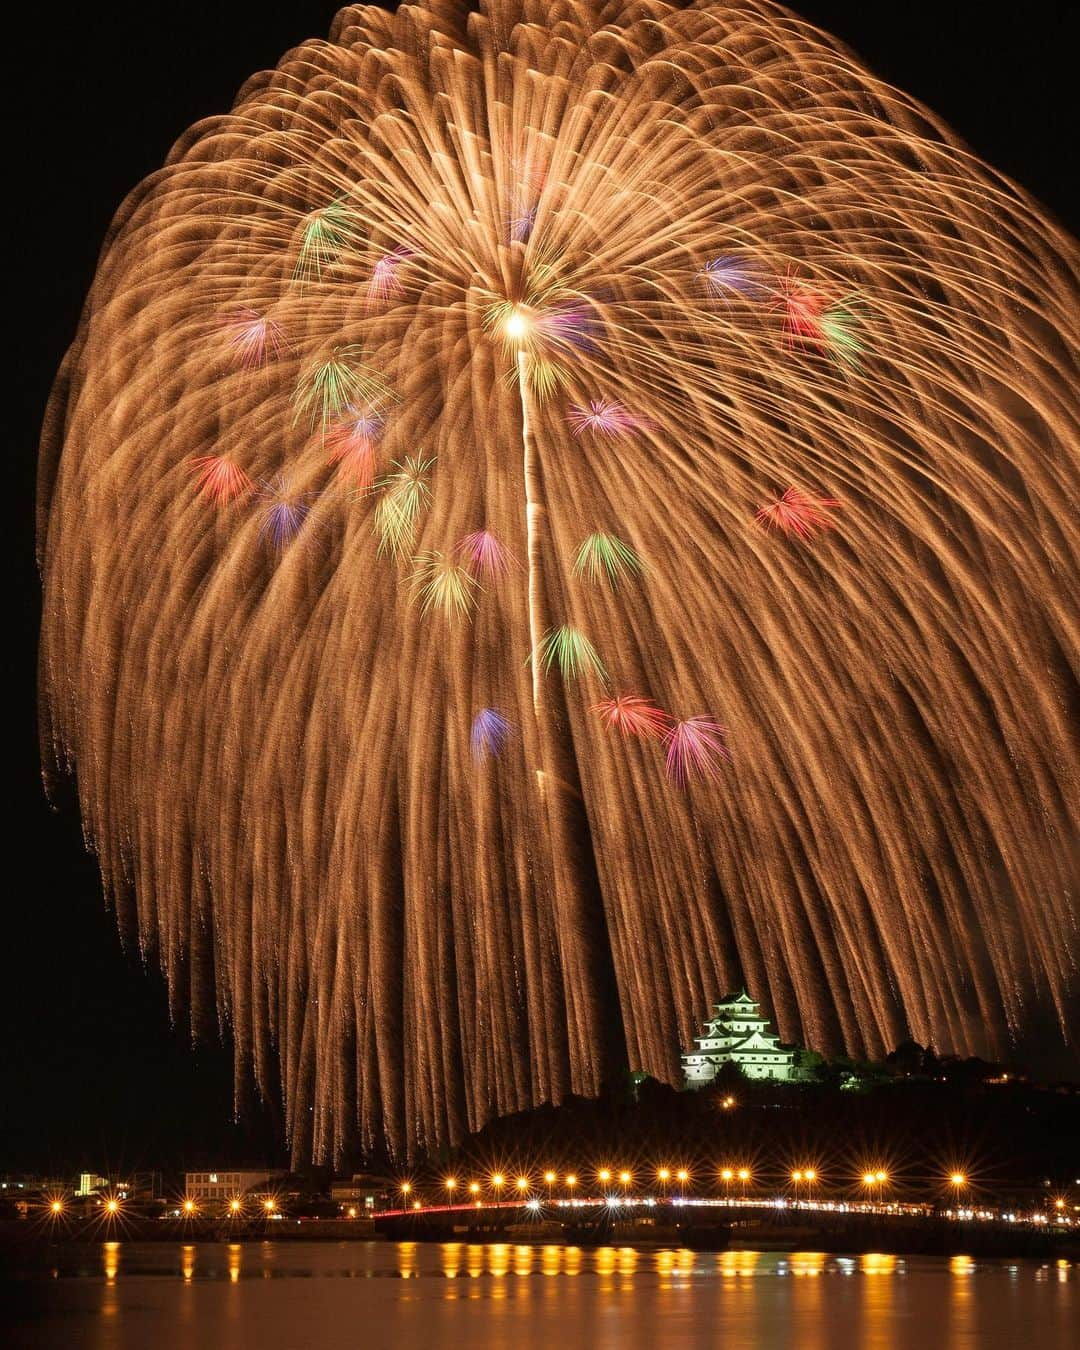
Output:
[
  {"xmin": 410, "ymin": 552, "xmax": 480, "ymax": 621},
  {"xmin": 755, "ymin": 486, "xmax": 842, "ymax": 539},
  {"xmin": 325, "ymin": 405, "xmax": 386, "ymax": 487},
  {"xmin": 664, "ymin": 716, "xmax": 731, "ymax": 786},
  {"xmin": 591, "ymin": 694, "xmax": 672, "ymax": 740},
  {"xmin": 294, "ymin": 348, "xmax": 396, "ymax": 433},
  {"xmin": 219, "ymin": 309, "xmax": 286, "ymax": 369},
  {"xmin": 188, "ymin": 454, "xmax": 255, "ymax": 507},
  {"xmin": 471, "ymin": 708, "xmax": 514, "ymax": 762},
  {"xmin": 772, "ymin": 271, "xmax": 831, "ymax": 346},
  {"xmin": 373, "ymin": 454, "xmax": 435, "ymax": 557},
  {"xmin": 566, "ymin": 399, "xmax": 646, "ymax": 438},
  {"xmin": 366, "ymin": 246, "xmax": 413, "ymax": 305},
  {"xmin": 700, "ymin": 255, "xmax": 766, "ymax": 300},
  {"xmin": 292, "ymin": 200, "xmax": 359, "ymax": 287},
  {"xmin": 257, "ymin": 475, "xmax": 314, "ymax": 550},
  {"xmin": 532, "ymin": 625, "xmax": 607, "ymax": 681},
  {"xmin": 573, "ymin": 532, "xmax": 644, "ymax": 586},
  {"xmin": 455, "ymin": 529, "xmax": 517, "ymax": 579}
]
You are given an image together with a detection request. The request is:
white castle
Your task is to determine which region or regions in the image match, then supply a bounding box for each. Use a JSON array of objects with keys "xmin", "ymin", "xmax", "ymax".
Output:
[{"xmin": 682, "ymin": 989, "xmax": 805, "ymax": 1085}]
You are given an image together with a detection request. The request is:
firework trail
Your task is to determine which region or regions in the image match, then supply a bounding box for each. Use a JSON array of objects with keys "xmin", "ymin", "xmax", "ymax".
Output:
[{"xmin": 38, "ymin": 0, "xmax": 1079, "ymax": 1164}]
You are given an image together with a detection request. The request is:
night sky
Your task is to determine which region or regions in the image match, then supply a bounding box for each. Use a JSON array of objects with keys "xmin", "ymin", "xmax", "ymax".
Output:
[{"xmin": 7, "ymin": 2, "xmax": 1077, "ymax": 1178}]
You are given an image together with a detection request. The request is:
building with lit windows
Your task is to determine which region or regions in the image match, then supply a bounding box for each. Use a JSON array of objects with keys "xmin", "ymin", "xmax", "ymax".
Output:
[
  {"xmin": 682, "ymin": 990, "xmax": 806, "ymax": 1085},
  {"xmin": 184, "ymin": 1170, "xmax": 286, "ymax": 1203}
]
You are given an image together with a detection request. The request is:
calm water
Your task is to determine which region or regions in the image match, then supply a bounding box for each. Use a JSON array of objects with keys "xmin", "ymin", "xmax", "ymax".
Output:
[{"xmin": 4, "ymin": 1241, "xmax": 1075, "ymax": 1349}]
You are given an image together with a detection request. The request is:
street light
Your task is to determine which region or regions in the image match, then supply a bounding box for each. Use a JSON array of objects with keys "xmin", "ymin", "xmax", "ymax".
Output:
[
  {"xmin": 469, "ymin": 1182, "xmax": 481, "ymax": 1196},
  {"xmin": 50, "ymin": 1200, "xmax": 64, "ymax": 1215},
  {"xmin": 543, "ymin": 1171, "xmax": 556, "ymax": 1187},
  {"xmin": 657, "ymin": 1167, "xmax": 671, "ymax": 1185},
  {"xmin": 445, "ymin": 1178, "xmax": 457, "ymax": 1199},
  {"xmin": 597, "ymin": 1169, "xmax": 612, "ymax": 1186},
  {"xmin": 516, "ymin": 1177, "xmax": 529, "ymax": 1194},
  {"xmin": 491, "ymin": 1174, "xmax": 505, "ymax": 1197},
  {"xmin": 565, "ymin": 1174, "xmax": 577, "ymax": 1195},
  {"xmin": 229, "ymin": 1199, "xmax": 242, "ymax": 1215},
  {"xmin": 618, "ymin": 1170, "xmax": 632, "ymax": 1188},
  {"xmin": 183, "ymin": 1199, "xmax": 197, "ymax": 1216},
  {"xmin": 676, "ymin": 1168, "xmax": 690, "ymax": 1187}
]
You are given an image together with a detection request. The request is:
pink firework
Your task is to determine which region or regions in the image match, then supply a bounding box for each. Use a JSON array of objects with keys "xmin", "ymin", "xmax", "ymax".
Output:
[
  {"xmin": 325, "ymin": 406, "xmax": 386, "ymax": 487},
  {"xmin": 455, "ymin": 529, "xmax": 517, "ymax": 579},
  {"xmin": 591, "ymin": 694, "xmax": 672, "ymax": 740},
  {"xmin": 365, "ymin": 247, "xmax": 412, "ymax": 305},
  {"xmin": 219, "ymin": 308, "xmax": 286, "ymax": 369},
  {"xmin": 566, "ymin": 399, "xmax": 645, "ymax": 438},
  {"xmin": 664, "ymin": 716, "xmax": 732, "ymax": 786},
  {"xmin": 188, "ymin": 453, "xmax": 254, "ymax": 506},
  {"xmin": 755, "ymin": 486, "xmax": 842, "ymax": 539}
]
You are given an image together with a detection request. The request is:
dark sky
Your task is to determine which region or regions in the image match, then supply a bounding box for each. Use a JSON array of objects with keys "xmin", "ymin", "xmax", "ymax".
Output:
[{"xmin": 7, "ymin": 2, "xmax": 1077, "ymax": 1178}]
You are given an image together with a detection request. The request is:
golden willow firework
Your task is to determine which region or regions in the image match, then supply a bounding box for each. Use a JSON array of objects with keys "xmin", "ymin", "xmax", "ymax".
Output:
[{"xmin": 38, "ymin": 0, "xmax": 1078, "ymax": 1162}]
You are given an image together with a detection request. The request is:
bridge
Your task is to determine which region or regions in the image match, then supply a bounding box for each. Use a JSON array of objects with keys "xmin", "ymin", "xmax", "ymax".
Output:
[{"xmin": 373, "ymin": 1195, "xmax": 1072, "ymax": 1257}]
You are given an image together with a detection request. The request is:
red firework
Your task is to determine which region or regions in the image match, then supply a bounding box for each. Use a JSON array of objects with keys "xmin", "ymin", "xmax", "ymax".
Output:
[
  {"xmin": 591, "ymin": 694, "xmax": 673, "ymax": 740},
  {"xmin": 188, "ymin": 454, "xmax": 255, "ymax": 506},
  {"xmin": 755, "ymin": 487, "xmax": 842, "ymax": 539}
]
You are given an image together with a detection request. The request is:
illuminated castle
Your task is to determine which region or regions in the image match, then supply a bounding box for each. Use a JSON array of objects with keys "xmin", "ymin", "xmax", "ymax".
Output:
[{"xmin": 682, "ymin": 990, "xmax": 804, "ymax": 1085}]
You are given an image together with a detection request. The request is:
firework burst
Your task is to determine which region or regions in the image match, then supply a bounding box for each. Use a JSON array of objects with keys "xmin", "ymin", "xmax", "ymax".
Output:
[
  {"xmin": 591, "ymin": 695, "xmax": 672, "ymax": 740},
  {"xmin": 573, "ymin": 532, "xmax": 644, "ymax": 586},
  {"xmin": 257, "ymin": 475, "xmax": 313, "ymax": 550},
  {"xmin": 533, "ymin": 625, "xmax": 607, "ymax": 682},
  {"xmin": 455, "ymin": 529, "xmax": 516, "ymax": 579},
  {"xmin": 471, "ymin": 708, "xmax": 514, "ymax": 762},
  {"xmin": 663, "ymin": 716, "xmax": 732, "ymax": 786},
  {"xmin": 566, "ymin": 399, "xmax": 646, "ymax": 438},
  {"xmin": 755, "ymin": 487, "xmax": 843, "ymax": 539},
  {"xmin": 188, "ymin": 454, "xmax": 254, "ymax": 507},
  {"xmin": 219, "ymin": 309, "xmax": 286, "ymax": 369},
  {"xmin": 39, "ymin": 0, "xmax": 1078, "ymax": 1165},
  {"xmin": 411, "ymin": 552, "xmax": 480, "ymax": 621}
]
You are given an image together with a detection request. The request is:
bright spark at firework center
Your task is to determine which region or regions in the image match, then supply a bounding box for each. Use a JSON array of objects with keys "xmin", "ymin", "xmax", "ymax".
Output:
[{"xmin": 503, "ymin": 305, "xmax": 532, "ymax": 344}]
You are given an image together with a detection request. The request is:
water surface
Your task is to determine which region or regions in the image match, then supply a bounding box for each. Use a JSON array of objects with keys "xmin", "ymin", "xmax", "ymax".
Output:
[{"xmin": 5, "ymin": 1241, "xmax": 1075, "ymax": 1349}]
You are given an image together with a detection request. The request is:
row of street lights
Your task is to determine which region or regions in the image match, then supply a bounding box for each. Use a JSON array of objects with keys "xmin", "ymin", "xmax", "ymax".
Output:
[{"xmin": 400, "ymin": 1164, "xmax": 905, "ymax": 1206}]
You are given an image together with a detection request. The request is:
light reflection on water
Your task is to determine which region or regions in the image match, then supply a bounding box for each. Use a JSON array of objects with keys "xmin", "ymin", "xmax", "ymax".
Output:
[{"xmin": 6, "ymin": 1241, "xmax": 1075, "ymax": 1350}]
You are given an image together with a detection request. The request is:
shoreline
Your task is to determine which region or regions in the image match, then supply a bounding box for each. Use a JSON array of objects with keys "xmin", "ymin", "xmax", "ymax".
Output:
[{"xmin": 1, "ymin": 1218, "xmax": 1076, "ymax": 1263}]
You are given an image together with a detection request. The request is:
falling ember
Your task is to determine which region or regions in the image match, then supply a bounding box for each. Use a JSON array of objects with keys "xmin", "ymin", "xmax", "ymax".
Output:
[
  {"xmin": 591, "ymin": 695, "xmax": 672, "ymax": 740},
  {"xmin": 755, "ymin": 487, "xmax": 842, "ymax": 539},
  {"xmin": 471, "ymin": 708, "xmax": 514, "ymax": 762},
  {"xmin": 37, "ymin": 0, "xmax": 1078, "ymax": 1167},
  {"xmin": 455, "ymin": 529, "xmax": 516, "ymax": 579},
  {"xmin": 566, "ymin": 399, "xmax": 644, "ymax": 438},
  {"xmin": 219, "ymin": 309, "xmax": 286, "ymax": 369},
  {"xmin": 188, "ymin": 454, "xmax": 254, "ymax": 507},
  {"xmin": 663, "ymin": 717, "xmax": 732, "ymax": 787}
]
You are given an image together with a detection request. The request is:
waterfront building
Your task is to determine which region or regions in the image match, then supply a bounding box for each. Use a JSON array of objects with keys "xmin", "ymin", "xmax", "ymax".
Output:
[
  {"xmin": 682, "ymin": 989, "xmax": 806, "ymax": 1085},
  {"xmin": 184, "ymin": 1169, "xmax": 286, "ymax": 1203}
]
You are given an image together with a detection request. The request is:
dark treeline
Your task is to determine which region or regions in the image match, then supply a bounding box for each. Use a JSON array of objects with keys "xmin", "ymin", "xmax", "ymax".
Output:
[{"xmin": 413, "ymin": 1055, "xmax": 1078, "ymax": 1199}]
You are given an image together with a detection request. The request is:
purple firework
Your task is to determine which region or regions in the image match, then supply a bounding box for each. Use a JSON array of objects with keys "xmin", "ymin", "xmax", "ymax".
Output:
[
  {"xmin": 471, "ymin": 708, "xmax": 514, "ymax": 762},
  {"xmin": 257, "ymin": 475, "xmax": 313, "ymax": 550},
  {"xmin": 701, "ymin": 255, "xmax": 766, "ymax": 300}
]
